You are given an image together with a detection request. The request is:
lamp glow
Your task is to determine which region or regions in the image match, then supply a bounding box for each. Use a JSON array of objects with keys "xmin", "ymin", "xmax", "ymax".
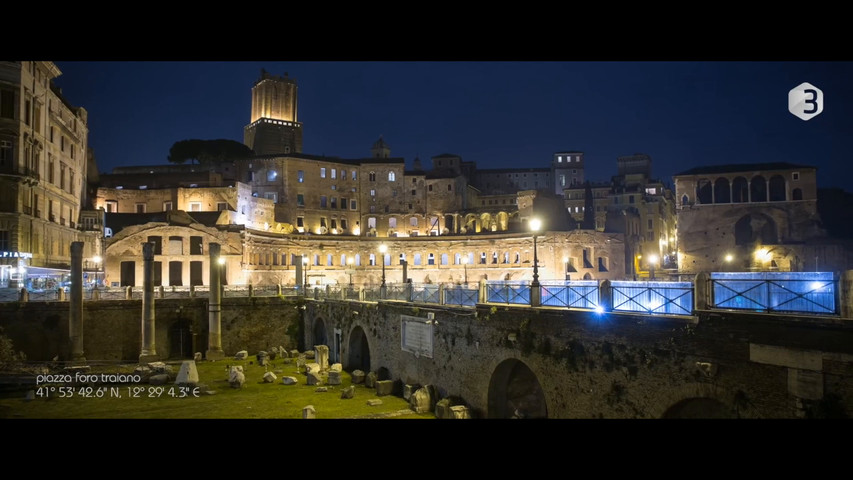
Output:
[
  {"xmin": 529, "ymin": 218, "xmax": 542, "ymax": 232},
  {"xmin": 217, "ymin": 257, "xmax": 226, "ymax": 265},
  {"xmin": 724, "ymin": 254, "xmax": 733, "ymax": 262},
  {"xmin": 93, "ymin": 256, "xmax": 102, "ymax": 264}
]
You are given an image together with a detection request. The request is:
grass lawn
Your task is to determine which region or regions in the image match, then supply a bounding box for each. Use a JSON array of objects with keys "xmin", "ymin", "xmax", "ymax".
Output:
[{"xmin": 0, "ymin": 357, "xmax": 434, "ymax": 419}]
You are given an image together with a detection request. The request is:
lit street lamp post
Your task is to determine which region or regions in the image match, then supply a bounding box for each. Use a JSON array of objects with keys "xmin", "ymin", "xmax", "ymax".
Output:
[
  {"xmin": 462, "ymin": 255, "xmax": 468, "ymax": 285},
  {"xmin": 649, "ymin": 254, "xmax": 658, "ymax": 280},
  {"xmin": 347, "ymin": 256, "xmax": 354, "ymax": 287},
  {"xmin": 302, "ymin": 256, "xmax": 308, "ymax": 291},
  {"xmin": 379, "ymin": 244, "xmax": 387, "ymax": 298},
  {"xmin": 530, "ymin": 218, "xmax": 541, "ymax": 306}
]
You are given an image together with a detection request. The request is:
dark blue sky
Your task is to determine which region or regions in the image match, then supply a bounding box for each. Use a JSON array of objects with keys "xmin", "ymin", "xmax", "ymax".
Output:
[{"xmin": 53, "ymin": 61, "xmax": 853, "ymax": 191}]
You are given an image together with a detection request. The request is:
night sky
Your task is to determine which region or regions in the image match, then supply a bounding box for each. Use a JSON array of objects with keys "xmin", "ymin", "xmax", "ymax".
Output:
[{"xmin": 52, "ymin": 61, "xmax": 853, "ymax": 191}]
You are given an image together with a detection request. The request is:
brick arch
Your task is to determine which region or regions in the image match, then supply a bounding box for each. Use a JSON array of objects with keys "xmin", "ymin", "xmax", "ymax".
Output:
[{"xmin": 651, "ymin": 382, "xmax": 760, "ymax": 419}]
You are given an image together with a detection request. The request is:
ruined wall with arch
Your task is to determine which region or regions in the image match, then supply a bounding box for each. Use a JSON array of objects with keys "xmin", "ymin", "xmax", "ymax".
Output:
[{"xmin": 304, "ymin": 300, "xmax": 853, "ymax": 418}]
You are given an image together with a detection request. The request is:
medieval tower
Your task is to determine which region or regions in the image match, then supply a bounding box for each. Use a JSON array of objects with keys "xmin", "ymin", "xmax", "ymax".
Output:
[{"xmin": 243, "ymin": 69, "xmax": 302, "ymax": 155}]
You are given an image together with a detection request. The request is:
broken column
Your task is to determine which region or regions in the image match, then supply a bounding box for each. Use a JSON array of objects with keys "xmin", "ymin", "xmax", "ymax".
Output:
[
  {"xmin": 69, "ymin": 242, "xmax": 85, "ymax": 363},
  {"xmin": 315, "ymin": 345, "xmax": 329, "ymax": 372},
  {"xmin": 206, "ymin": 242, "xmax": 225, "ymax": 360},
  {"xmin": 139, "ymin": 242, "xmax": 159, "ymax": 363}
]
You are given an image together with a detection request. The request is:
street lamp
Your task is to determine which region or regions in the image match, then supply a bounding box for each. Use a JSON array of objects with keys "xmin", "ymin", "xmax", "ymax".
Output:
[
  {"xmin": 347, "ymin": 256, "xmax": 354, "ymax": 287},
  {"xmin": 302, "ymin": 255, "xmax": 308, "ymax": 289},
  {"xmin": 462, "ymin": 255, "xmax": 468, "ymax": 285},
  {"xmin": 529, "ymin": 218, "xmax": 542, "ymax": 306},
  {"xmin": 93, "ymin": 255, "xmax": 102, "ymax": 288},
  {"xmin": 648, "ymin": 254, "xmax": 658, "ymax": 280},
  {"xmin": 530, "ymin": 218, "xmax": 541, "ymax": 285},
  {"xmin": 378, "ymin": 244, "xmax": 387, "ymax": 288}
]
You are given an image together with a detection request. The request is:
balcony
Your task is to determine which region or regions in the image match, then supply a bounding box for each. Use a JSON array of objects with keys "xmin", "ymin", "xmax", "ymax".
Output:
[
  {"xmin": 49, "ymin": 214, "xmax": 56, "ymax": 222},
  {"xmin": 23, "ymin": 206, "xmax": 32, "ymax": 215},
  {"xmin": 60, "ymin": 218, "xmax": 66, "ymax": 226}
]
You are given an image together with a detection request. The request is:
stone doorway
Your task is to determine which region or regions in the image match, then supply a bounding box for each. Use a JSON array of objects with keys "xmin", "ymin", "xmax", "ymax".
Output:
[
  {"xmin": 488, "ymin": 359, "xmax": 547, "ymax": 418},
  {"xmin": 313, "ymin": 318, "xmax": 328, "ymax": 347},
  {"xmin": 346, "ymin": 326, "xmax": 371, "ymax": 372},
  {"xmin": 168, "ymin": 319, "xmax": 193, "ymax": 359}
]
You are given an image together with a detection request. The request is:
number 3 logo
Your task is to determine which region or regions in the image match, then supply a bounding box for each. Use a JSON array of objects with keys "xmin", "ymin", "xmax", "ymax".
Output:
[{"xmin": 789, "ymin": 82, "xmax": 823, "ymax": 121}]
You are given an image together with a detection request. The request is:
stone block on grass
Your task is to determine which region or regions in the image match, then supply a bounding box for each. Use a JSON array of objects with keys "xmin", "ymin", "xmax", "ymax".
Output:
[{"xmin": 375, "ymin": 380, "xmax": 393, "ymax": 396}]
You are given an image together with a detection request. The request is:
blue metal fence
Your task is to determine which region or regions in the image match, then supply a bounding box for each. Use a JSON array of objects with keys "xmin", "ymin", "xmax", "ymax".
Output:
[
  {"xmin": 611, "ymin": 281, "xmax": 694, "ymax": 315},
  {"xmin": 444, "ymin": 286, "xmax": 479, "ymax": 307},
  {"xmin": 710, "ymin": 272, "xmax": 836, "ymax": 315},
  {"xmin": 486, "ymin": 281, "xmax": 531, "ymax": 305},
  {"xmin": 412, "ymin": 284, "xmax": 440, "ymax": 304},
  {"xmin": 540, "ymin": 281, "xmax": 600, "ymax": 309}
]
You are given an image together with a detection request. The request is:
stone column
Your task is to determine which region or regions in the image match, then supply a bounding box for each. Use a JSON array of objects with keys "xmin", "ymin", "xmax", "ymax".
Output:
[
  {"xmin": 402, "ymin": 260, "xmax": 408, "ymax": 284},
  {"xmin": 295, "ymin": 259, "xmax": 304, "ymax": 294},
  {"xmin": 69, "ymin": 242, "xmax": 86, "ymax": 363},
  {"xmin": 840, "ymin": 270, "xmax": 853, "ymax": 319},
  {"xmin": 207, "ymin": 242, "xmax": 225, "ymax": 360},
  {"xmin": 139, "ymin": 242, "xmax": 159, "ymax": 363}
]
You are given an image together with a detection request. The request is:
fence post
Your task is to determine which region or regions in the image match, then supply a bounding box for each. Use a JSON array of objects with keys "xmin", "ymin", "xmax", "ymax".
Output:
[
  {"xmin": 314, "ymin": 287, "xmax": 319, "ymax": 300},
  {"xmin": 277, "ymin": 284, "xmax": 283, "ymax": 296},
  {"xmin": 325, "ymin": 284, "xmax": 330, "ymax": 299},
  {"xmin": 190, "ymin": 285, "xmax": 196, "ymax": 298},
  {"xmin": 439, "ymin": 284, "xmax": 446, "ymax": 305},
  {"xmin": 57, "ymin": 287, "xmax": 65, "ymax": 302},
  {"xmin": 19, "ymin": 288, "xmax": 28, "ymax": 302},
  {"xmin": 599, "ymin": 279, "xmax": 612, "ymax": 312},
  {"xmin": 92, "ymin": 287, "xmax": 100, "ymax": 301},
  {"xmin": 158, "ymin": 285, "xmax": 164, "ymax": 299},
  {"xmin": 248, "ymin": 284, "xmax": 254, "ymax": 298},
  {"xmin": 406, "ymin": 281, "xmax": 414, "ymax": 302},
  {"xmin": 694, "ymin": 272, "xmax": 710, "ymax": 311},
  {"xmin": 479, "ymin": 279, "xmax": 487, "ymax": 304},
  {"xmin": 359, "ymin": 287, "xmax": 365, "ymax": 302},
  {"xmin": 125, "ymin": 286, "xmax": 132, "ymax": 300}
]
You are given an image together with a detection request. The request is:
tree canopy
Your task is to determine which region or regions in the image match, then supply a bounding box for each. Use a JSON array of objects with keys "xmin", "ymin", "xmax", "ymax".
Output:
[{"xmin": 167, "ymin": 139, "xmax": 254, "ymax": 165}]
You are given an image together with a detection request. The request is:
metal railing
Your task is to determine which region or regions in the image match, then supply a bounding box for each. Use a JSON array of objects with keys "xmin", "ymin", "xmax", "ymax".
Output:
[
  {"xmin": 486, "ymin": 281, "xmax": 531, "ymax": 305},
  {"xmin": 412, "ymin": 284, "xmax": 440, "ymax": 304},
  {"xmin": 710, "ymin": 272, "xmax": 837, "ymax": 315},
  {"xmin": 540, "ymin": 280, "xmax": 600, "ymax": 309},
  {"xmin": 444, "ymin": 286, "xmax": 478, "ymax": 306},
  {"xmin": 611, "ymin": 281, "xmax": 694, "ymax": 315}
]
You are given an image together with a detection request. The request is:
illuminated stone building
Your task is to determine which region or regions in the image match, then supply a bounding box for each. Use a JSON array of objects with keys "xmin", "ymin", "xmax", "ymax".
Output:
[
  {"xmin": 562, "ymin": 154, "xmax": 677, "ymax": 276},
  {"xmin": 674, "ymin": 162, "xmax": 827, "ymax": 274},
  {"xmin": 0, "ymin": 61, "xmax": 90, "ymax": 288},
  {"xmin": 93, "ymin": 68, "xmax": 628, "ymax": 287}
]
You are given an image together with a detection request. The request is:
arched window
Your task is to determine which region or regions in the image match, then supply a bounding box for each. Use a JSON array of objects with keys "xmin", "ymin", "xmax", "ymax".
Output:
[
  {"xmin": 388, "ymin": 171, "xmax": 396, "ymax": 182},
  {"xmin": 769, "ymin": 175, "xmax": 786, "ymax": 201},
  {"xmin": 793, "ymin": 188, "xmax": 803, "ymax": 200},
  {"xmin": 441, "ymin": 254, "xmax": 448, "ymax": 265},
  {"xmin": 732, "ymin": 177, "xmax": 748, "ymax": 202},
  {"xmin": 369, "ymin": 171, "xmax": 376, "ymax": 182},
  {"xmin": 714, "ymin": 178, "xmax": 730, "ymax": 203},
  {"xmin": 427, "ymin": 253, "xmax": 435, "ymax": 265},
  {"xmin": 503, "ymin": 252, "xmax": 509, "ymax": 264},
  {"xmin": 480, "ymin": 252, "xmax": 487, "ymax": 264},
  {"xmin": 355, "ymin": 254, "xmax": 361, "ymax": 266},
  {"xmin": 369, "ymin": 253, "xmax": 376, "ymax": 266},
  {"xmin": 454, "ymin": 253, "xmax": 462, "ymax": 264},
  {"xmin": 492, "ymin": 252, "xmax": 498, "ymax": 264},
  {"xmin": 681, "ymin": 194, "xmax": 689, "ymax": 206},
  {"xmin": 514, "ymin": 252, "xmax": 520, "ymax": 264},
  {"xmin": 414, "ymin": 253, "xmax": 422, "ymax": 265},
  {"xmin": 696, "ymin": 179, "xmax": 712, "ymax": 204},
  {"xmin": 751, "ymin": 176, "xmax": 767, "ymax": 202},
  {"xmin": 399, "ymin": 253, "xmax": 406, "ymax": 265}
]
